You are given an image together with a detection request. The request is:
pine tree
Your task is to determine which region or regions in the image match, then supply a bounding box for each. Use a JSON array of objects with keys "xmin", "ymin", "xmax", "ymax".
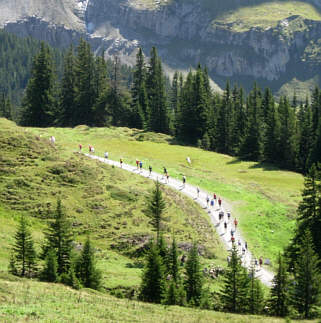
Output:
[
  {"xmin": 278, "ymin": 96, "xmax": 298, "ymax": 169},
  {"xmin": 11, "ymin": 215, "xmax": 37, "ymax": 277},
  {"xmin": 269, "ymin": 253, "xmax": 290, "ymax": 317},
  {"xmin": 168, "ymin": 237, "xmax": 180, "ymax": 283},
  {"xmin": 146, "ymin": 181, "xmax": 166, "ymax": 242},
  {"xmin": 308, "ymin": 117, "xmax": 321, "ymax": 169},
  {"xmin": 240, "ymin": 83, "xmax": 263, "ymax": 161},
  {"xmin": 163, "ymin": 280, "xmax": 179, "ymax": 305},
  {"xmin": 146, "ymin": 47, "xmax": 169, "ymax": 133},
  {"xmin": 74, "ymin": 39, "xmax": 96, "ymax": 125},
  {"xmin": 140, "ymin": 242, "xmax": 165, "ymax": 303},
  {"xmin": 131, "ymin": 48, "xmax": 149, "ymax": 129},
  {"xmin": 292, "ymin": 230, "xmax": 321, "ymax": 318},
  {"xmin": 21, "ymin": 42, "xmax": 57, "ymax": 126},
  {"xmin": 221, "ymin": 245, "xmax": 249, "ymax": 313},
  {"xmin": 298, "ymin": 102, "xmax": 313, "ymax": 172},
  {"xmin": 184, "ymin": 242, "xmax": 203, "ymax": 306},
  {"xmin": 76, "ymin": 236, "xmax": 102, "ymax": 290},
  {"xmin": 263, "ymin": 88, "xmax": 281, "ymax": 163},
  {"xmin": 248, "ymin": 265, "xmax": 264, "ymax": 314},
  {"xmin": 59, "ymin": 46, "xmax": 77, "ymax": 126},
  {"xmin": 43, "ymin": 199, "xmax": 73, "ymax": 275},
  {"xmin": 42, "ymin": 248, "xmax": 58, "ymax": 282}
]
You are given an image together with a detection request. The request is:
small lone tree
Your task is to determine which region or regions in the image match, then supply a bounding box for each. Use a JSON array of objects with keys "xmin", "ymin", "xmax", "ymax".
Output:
[
  {"xmin": 140, "ymin": 241, "xmax": 165, "ymax": 303},
  {"xmin": 269, "ymin": 253, "xmax": 290, "ymax": 317},
  {"xmin": 185, "ymin": 242, "xmax": 203, "ymax": 306},
  {"xmin": 43, "ymin": 199, "xmax": 73, "ymax": 275},
  {"xmin": 42, "ymin": 248, "xmax": 58, "ymax": 282},
  {"xmin": 76, "ymin": 236, "xmax": 102, "ymax": 290},
  {"xmin": 11, "ymin": 215, "xmax": 37, "ymax": 277},
  {"xmin": 292, "ymin": 230, "xmax": 321, "ymax": 318},
  {"xmin": 146, "ymin": 180, "xmax": 166, "ymax": 242}
]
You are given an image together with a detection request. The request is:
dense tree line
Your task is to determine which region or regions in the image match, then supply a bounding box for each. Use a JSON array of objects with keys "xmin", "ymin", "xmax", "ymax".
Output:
[{"xmin": 16, "ymin": 40, "xmax": 321, "ymax": 173}]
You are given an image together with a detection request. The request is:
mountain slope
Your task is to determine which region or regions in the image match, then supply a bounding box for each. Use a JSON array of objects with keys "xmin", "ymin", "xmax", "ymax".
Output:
[
  {"xmin": 0, "ymin": 118, "xmax": 225, "ymax": 291},
  {"xmin": 2, "ymin": 1, "xmax": 321, "ymax": 96}
]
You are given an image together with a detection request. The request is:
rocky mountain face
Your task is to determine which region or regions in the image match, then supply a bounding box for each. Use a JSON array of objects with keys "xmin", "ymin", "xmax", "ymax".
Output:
[{"xmin": 1, "ymin": 0, "xmax": 321, "ymax": 95}]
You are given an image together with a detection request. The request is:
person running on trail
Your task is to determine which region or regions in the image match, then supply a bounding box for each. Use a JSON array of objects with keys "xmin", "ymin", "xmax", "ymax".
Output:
[
  {"xmin": 139, "ymin": 161, "xmax": 143, "ymax": 172},
  {"xmin": 224, "ymin": 221, "xmax": 227, "ymax": 230},
  {"xmin": 182, "ymin": 175, "xmax": 186, "ymax": 188},
  {"xmin": 210, "ymin": 199, "xmax": 214, "ymax": 208},
  {"xmin": 149, "ymin": 165, "xmax": 152, "ymax": 176},
  {"xmin": 89, "ymin": 145, "xmax": 92, "ymax": 153},
  {"xmin": 234, "ymin": 218, "xmax": 238, "ymax": 230},
  {"xmin": 213, "ymin": 193, "xmax": 217, "ymax": 200},
  {"xmin": 231, "ymin": 236, "xmax": 235, "ymax": 244},
  {"xmin": 196, "ymin": 187, "xmax": 200, "ymax": 198},
  {"xmin": 259, "ymin": 257, "xmax": 263, "ymax": 267},
  {"xmin": 206, "ymin": 195, "xmax": 210, "ymax": 207},
  {"xmin": 50, "ymin": 136, "xmax": 55, "ymax": 145},
  {"xmin": 166, "ymin": 173, "xmax": 170, "ymax": 184},
  {"xmin": 79, "ymin": 144, "xmax": 82, "ymax": 152},
  {"xmin": 163, "ymin": 167, "xmax": 167, "ymax": 179},
  {"xmin": 230, "ymin": 229, "xmax": 234, "ymax": 237},
  {"xmin": 227, "ymin": 212, "xmax": 231, "ymax": 221},
  {"xmin": 91, "ymin": 147, "xmax": 95, "ymax": 154},
  {"xmin": 104, "ymin": 152, "xmax": 109, "ymax": 159},
  {"xmin": 218, "ymin": 197, "xmax": 222, "ymax": 208},
  {"xmin": 245, "ymin": 241, "xmax": 248, "ymax": 250},
  {"xmin": 120, "ymin": 158, "xmax": 123, "ymax": 168},
  {"xmin": 136, "ymin": 159, "xmax": 139, "ymax": 170}
]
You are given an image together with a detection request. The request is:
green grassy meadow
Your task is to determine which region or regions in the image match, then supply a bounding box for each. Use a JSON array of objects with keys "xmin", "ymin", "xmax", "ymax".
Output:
[
  {"xmin": 0, "ymin": 274, "xmax": 311, "ymax": 323},
  {"xmin": 24, "ymin": 123, "xmax": 304, "ymax": 268},
  {"xmin": 0, "ymin": 118, "xmax": 226, "ymax": 293},
  {"xmin": 212, "ymin": 1, "xmax": 321, "ymax": 32}
]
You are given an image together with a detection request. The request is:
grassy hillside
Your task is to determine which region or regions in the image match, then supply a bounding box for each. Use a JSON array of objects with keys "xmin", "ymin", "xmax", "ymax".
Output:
[
  {"xmin": 0, "ymin": 273, "xmax": 308, "ymax": 323},
  {"xmin": 25, "ymin": 124, "xmax": 304, "ymax": 268},
  {"xmin": 212, "ymin": 1, "xmax": 321, "ymax": 31},
  {"xmin": 0, "ymin": 118, "xmax": 226, "ymax": 293}
]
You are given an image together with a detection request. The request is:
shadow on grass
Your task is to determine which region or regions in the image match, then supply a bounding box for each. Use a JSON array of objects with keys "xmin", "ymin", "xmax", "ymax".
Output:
[{"xmin": 227, "ymin": 157, "xmax": 282, "ymax": 172}]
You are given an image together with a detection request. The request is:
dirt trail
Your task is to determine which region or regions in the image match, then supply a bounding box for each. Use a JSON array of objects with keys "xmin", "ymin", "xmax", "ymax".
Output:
[{"xmin": 84, "ymin": 153, "xmax": 274, "ymax": 286}]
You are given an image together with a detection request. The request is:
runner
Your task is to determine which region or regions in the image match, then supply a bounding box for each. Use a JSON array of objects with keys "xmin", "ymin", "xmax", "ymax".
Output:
[
  {"xmin": 163, "ymin": 167, "xmax": 167, "ymax": 179},
  {"xmin": 149, "ymin": 165, "xmax": 152, "ymax": 176},
  {"xmin": 104, "ymin": 152, "xmax": 109, "ymax": 159},
  {"xmin": 139, "ymin": 160, "xmax": 143, "ymax": 172},
  {"xmin": 182, "ymin": 175, "xmax": 186, "ymax": 188},
  {"xmin": 91, "ymin": 147, "xmax": 95, "ymax": 154},
  {"xmin": 166, "ymin": 172, "xmax": 170, "ymax": 184},
  {"xmin": 231, "ymin": 236, "xmax": 235, "ymax": 244},
  {"xmin": 224, "ymin": 221, "xmax": 227, "ymax": 230},
  {"xmin": 234, "ymin": 218, "xmax": 238, "ymax": 230},
  {"xmin": 50, "ymin": 136, "xmax": 56, "ymax": 145},
  {"xmin": 136, "ymin": 159, "xmax": 139, "ymax": 170},
  {"xmin": 196, "ymin": 187, "xmax": 200, "ymax": 198},
  {"xmin": 79, "ymin": 144, "xmax": 82, "ymax": 152},
  {"xmin": 230, "ymin": 229, "xmax": 234, "ymax": 237},
  {"xmin": 206, "ymin": 195, "xmax": 210, "ymax": 207},
  {"xmin": 210, "ymin": 199, "xmax": 214, "ymax": 208},
  {"xmin": 245, "ymin": 241, "xmax": 248, "ymax": 250},
  {"xmin": 259, "ymin": 257, "xmax": 263, "ymax": 267},
  {"xmin": 218, "ymin": 197, "xmax": 222, "ymax": 208},
  {"xmin": 120, "ymin": 158, "xmax": 123, "ymax": 168},
  {"xmin": 213, "ymin": 193, "xmax": 217, "ymax": 200},
  {"xmin": 89, "ymin": 145, "xmax": 92, "ymax": 153},
  {"xmin": 227, "ymin": 212, "xmax": 231, "ymax": 221}
]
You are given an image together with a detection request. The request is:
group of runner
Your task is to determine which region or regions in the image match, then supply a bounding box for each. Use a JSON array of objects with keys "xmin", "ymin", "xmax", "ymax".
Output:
[{"xmin": 77, "ymin": 141, "xmax": 266, "ymax": 271}]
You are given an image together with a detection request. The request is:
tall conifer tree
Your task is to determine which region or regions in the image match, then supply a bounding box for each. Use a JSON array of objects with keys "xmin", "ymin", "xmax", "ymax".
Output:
[{"xmin": 21, "ymin": 42, "xmax": 56, "ymax": 126}]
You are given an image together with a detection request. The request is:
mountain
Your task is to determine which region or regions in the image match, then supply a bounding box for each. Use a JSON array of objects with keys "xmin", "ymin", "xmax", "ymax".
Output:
[{"xmin": 2, "ymin": 0, "xmax": 321, "ymax": 97}]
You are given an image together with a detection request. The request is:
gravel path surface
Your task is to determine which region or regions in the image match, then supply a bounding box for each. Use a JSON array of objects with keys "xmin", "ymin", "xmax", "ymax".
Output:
[{"xmin": 84, "ymin": 152, "xmax": 274, "ymax": 286}]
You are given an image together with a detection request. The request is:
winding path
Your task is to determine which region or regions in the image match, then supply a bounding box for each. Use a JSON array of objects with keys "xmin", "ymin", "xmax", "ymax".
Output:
[{"xmin": 84, "ymin": 153, "xmax": 274, "ymax": 286}]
